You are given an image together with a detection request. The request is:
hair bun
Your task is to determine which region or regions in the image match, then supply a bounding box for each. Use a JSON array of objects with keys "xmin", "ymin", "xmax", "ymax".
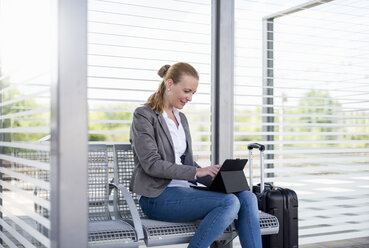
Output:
[{"xmin": 158, "ymin": 64, "xmax": 171, "ymax": 78}]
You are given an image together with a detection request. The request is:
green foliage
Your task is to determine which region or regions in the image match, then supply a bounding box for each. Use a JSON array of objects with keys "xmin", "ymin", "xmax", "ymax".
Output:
[
  {"xmin": 279, "ymin": 89, "xmax": 368, "ymax": 148},
  {"xmin": 234, "ymin": 107, "xmax": 262, "ymax": 151},
  {"xmin": 298, "ymin": 89, "xmax": 341, "ymax": 124},
  {"xmin": 2, "ymin": 81, "xmax": 367, "ymax": 151},
  {"xmin": 1, "ymin": 79, "xmax": 49, "ymax": 143},
  {"xmin": 88, "ymin": 105, "xmax": 133, "ymax": 142},
  {"xmin": 278, "ymin": 89, "xmax": 342, "ymax": 145}
]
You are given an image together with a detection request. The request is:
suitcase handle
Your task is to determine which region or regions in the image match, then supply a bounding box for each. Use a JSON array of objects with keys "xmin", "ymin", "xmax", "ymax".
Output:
[
  {"xmin": 248, "ymin": 143, "xmax": 265, "ymax": 193},
  {"xmin": 247, "ymin": 143, "xmax": 265, "ymax": 151}
]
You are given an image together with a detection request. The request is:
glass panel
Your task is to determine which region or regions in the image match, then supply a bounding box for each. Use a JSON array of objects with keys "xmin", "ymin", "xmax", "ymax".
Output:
[
  {"xmin": 87, "ymin": 0, "xmax": 212, "ymax": 166},
  {"xmin": 0, "ymin": 0, "xmax": 52, "ymax": 247},
  {"xmin": 235, "ymin": 0, "xmax": 369, "ymax": 245}
]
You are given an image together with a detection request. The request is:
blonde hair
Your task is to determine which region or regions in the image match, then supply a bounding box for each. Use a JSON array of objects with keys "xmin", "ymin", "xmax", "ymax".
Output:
[{"xmin": 146, "ymin": 62, "xmax": 199, "ymax": 113}]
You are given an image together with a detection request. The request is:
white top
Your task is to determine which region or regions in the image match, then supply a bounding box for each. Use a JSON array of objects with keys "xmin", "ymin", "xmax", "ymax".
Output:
[{"xmin": 163, "ymin": 108, "xmax": 193, "ymax": 188}]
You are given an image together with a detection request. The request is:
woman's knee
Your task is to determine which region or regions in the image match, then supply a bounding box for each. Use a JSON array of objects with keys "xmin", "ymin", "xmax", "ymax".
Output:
[
  {"xmin": 223, "ymin": 194, "xmax": 241, "ymax": 214},
  {"xmin": 237, "ymin": 190, "xmax": 258, "ymax": 207}
]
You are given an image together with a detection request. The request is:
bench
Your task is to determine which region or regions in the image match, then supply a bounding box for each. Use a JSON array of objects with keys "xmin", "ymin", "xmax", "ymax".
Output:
[
  {"xmin": 111, "ymin": 144, "xmax": 279, "ymax": 247},
  {"xmin": 33, "ymin": 144, "xmax": 279, "ymax": 247}
]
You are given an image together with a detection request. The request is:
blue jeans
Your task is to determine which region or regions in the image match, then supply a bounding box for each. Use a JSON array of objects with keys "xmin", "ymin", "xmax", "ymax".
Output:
[{"xmin": 139, "ymin": 187, "xmax": 262, "ymax": 248}]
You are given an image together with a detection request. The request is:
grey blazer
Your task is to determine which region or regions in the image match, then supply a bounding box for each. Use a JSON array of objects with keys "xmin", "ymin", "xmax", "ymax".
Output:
[{"xmin": 129, "ymin": 105, "xmax": 200, "ymax": 198}]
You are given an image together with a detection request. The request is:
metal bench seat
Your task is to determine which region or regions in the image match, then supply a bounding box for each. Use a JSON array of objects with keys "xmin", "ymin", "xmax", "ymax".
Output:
[
  {"xmin": 88, "ymin": 220, "xmax": 137, "ymax": 248},
  {"xmin": 140, "ymin": 219, "xmax": 201, "ymax": 246},
  {"xmin": 138, "ymin": 211, "xmax": 278, "ymax": 246},
  {"xmin": 139, "ymin": 218, "xmax": 234, "ymax": 247},
  {"xmin": 259, "ymin": 211, "xmax": 279, "ymax": 235},
  {"xmin": 113, "ymin": 144, "xmax": 279, "ymax": 247}
]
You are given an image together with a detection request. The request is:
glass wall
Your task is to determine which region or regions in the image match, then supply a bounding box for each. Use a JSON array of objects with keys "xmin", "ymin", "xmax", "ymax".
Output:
[
  {"xmin": 1, "ymin": 0, "xmax": 368, "ymax": 247},
  {"xmin": 0, "ymin": 0, "xmax": 52, "ymax": 247},
  {"xmin": 88, "ymin": 0, "xmax": 212, "ymax": 166},
  {"xmin": 235, "ymin": 0, "xmax": 369, "ymax": 244}
]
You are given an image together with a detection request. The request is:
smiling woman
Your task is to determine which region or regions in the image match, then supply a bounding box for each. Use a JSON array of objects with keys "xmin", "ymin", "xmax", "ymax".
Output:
[
  {"xmin": 129, "ymin": 62, "xmax": 263, "ymax": 248},
  {"xmin": 164, "ymin": 73, "xmax": 199, "ymax": 111},
  {"xmin": 146, "ymin": 63, "xmax": 199, "ymax": 114}
]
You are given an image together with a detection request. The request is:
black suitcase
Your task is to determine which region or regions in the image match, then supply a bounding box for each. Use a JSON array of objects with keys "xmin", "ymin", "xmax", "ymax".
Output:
[{"xmin": 248, "ymin": 143, "xmax": 298, "ymax": 248}]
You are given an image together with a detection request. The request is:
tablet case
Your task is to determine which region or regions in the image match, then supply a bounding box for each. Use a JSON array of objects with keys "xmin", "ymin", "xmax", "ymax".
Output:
[{"xmin": 195, "ymin": 159, "xmax": 250, "ymax": 194}]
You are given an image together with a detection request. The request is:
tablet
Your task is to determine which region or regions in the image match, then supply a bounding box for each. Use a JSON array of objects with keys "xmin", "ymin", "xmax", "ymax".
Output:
[{"xmin": 192, "ymin": 159, "xmax": 249, "ymax": 193}]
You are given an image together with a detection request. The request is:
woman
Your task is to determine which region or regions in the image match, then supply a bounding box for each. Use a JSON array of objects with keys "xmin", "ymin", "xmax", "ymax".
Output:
[{"xmin": 130, "ymin": 62, "xmax": 262, "ymax": 248}]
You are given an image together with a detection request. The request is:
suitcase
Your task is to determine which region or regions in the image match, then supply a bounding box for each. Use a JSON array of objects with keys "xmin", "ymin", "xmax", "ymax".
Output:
[{"xmin": 248, "ymin": 143, "xmax": 298, "ymax": 248}]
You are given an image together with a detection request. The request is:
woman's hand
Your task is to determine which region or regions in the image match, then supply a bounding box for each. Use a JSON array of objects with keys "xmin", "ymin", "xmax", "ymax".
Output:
[{"xmin": 196, "ymin": 165, "xmax": 221, "ymax": 180}]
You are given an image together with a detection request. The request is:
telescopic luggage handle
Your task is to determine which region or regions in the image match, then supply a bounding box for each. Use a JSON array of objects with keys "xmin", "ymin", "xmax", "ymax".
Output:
[
  {"xmin": 248, "ymin": 143, "xmax": 265, "ymax": 193},
  {"xmin": 247, "ymin": 143, "xmax": 265, "ymax": 151}
]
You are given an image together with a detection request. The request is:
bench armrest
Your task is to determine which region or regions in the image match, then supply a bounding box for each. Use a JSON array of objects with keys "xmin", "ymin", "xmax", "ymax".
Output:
[{"xmin": 109, "ymin": 183, "xmax": 144, "ymax": 240}]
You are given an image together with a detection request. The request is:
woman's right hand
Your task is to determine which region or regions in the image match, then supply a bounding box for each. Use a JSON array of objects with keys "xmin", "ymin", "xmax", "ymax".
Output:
[{"xmin": 196, "ymin": 165, "xmax": 221, "ymax": 180}]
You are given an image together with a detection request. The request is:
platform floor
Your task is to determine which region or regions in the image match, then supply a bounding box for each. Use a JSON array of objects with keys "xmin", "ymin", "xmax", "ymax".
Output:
[
  {"xmin": 300, "ymin": 237, "xmax": 369, "ymax": 248},
  {"xmin": 140, "ymin": 236, "xmax": 369, "ymax": 248},
  {"xmin": 233, "ymin": 236, "xmax": 369, "ymax": 248}
]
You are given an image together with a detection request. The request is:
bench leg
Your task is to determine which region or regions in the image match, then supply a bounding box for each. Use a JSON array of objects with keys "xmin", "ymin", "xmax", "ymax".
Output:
[{"xmin": 210, "ymin": 240, "xmax": 233, "ymax": 248}]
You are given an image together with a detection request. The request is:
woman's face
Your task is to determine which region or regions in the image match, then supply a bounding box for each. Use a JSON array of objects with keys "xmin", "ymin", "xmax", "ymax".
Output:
[{"xmin": 166, "ymin": 74, "xmax": 199, "ymax": 110}]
